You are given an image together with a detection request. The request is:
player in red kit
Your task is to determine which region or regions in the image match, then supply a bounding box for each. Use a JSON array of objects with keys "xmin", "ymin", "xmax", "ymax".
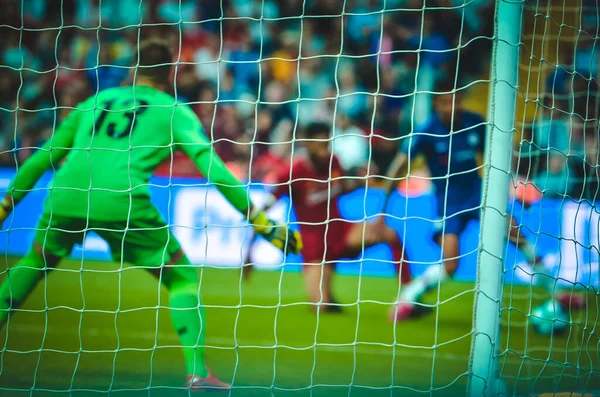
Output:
[{"xmin": 269, "ymin": 122, "xmax": 410, "ymax": 312}]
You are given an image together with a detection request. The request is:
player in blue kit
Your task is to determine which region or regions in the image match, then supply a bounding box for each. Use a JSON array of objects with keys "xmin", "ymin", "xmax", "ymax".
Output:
[{"xmin": 386, "ymin": 80, "xmax": 548, "ymax": 321}]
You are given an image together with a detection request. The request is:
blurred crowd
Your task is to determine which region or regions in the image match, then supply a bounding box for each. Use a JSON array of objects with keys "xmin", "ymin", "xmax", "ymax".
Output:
[
  {"xmin": 0, "ymin": 0, "xmax": 494, "ymax": 179},
  {"xmin": 518, "ymin": 0, "xmax": 600, "ymax": 203},
  {"xmin": 0, "ymin": 0, "xmax": 599, "ymax": 201}
]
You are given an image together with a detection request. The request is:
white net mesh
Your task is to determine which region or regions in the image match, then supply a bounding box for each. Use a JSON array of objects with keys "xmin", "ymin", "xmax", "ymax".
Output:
[
  {"xmin": 501, "ymin": 0, "xmax": 600, "ymax": 395},
  {"xmin": 2, "ymin": 0, "xmax": 597, "ymax": 396}
]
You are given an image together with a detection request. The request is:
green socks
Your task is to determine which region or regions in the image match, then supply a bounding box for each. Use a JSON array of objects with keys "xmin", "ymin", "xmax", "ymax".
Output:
[
  {"xmin": 161, "ymin": 257, "xmax": 208, "ymax": 378},
  {"xmin": 169, "ymin": 286, "xmax": 207, "ymax": 377}
]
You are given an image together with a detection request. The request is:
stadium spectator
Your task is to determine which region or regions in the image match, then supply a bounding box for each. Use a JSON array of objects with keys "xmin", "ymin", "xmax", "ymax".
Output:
[
  {"xmin": 529, "ymin": 98, "xmax": 584, "ymax": 198},
  {"xmin": 370, "ymin": 120, "xmax": 403, "ymax": 176},
  {"xmin": 235, "ymin": 110, "xmax": 291, "ymax": 184},
  {"xmin": 300, "ymin": 20, "xmax": 326, "ymax": 56},
  {"xmin": 2, "ymin": 30, "xmax": 42, "ymax": 72},
  {"xmin": 337, "ymin": 68, "xmax": 368, "ymax": 122},
  {"xmin": 375, "ymin": 66, "xmax": 408, "ymax": 129},
  {"xmin": 195, "ymin": 84, "xmax": 243, "ymax": 164},
  {"xmin": 268, "ymin": 30, "xmax": 299, "ymax": 85},
  {"xmin": 157, "ymin": 0, "xmax": 199, "ymax": 34},
  {"xmin": 74, "ymin": 0, "xmax": 146, "ymax": 29},
  {"xmin": 369, "ymin": 17, "xmax": 394, "ymax": 68},
  {"xmin": 295, "ymin": 57, "xmax": 335, "ymax": 127},
  {"xmin": 332, "ymin": 113, "xmax": 369, "ymax": 173},
  {"xmin": 228, "ymin": 33, "xmax": 261, "ymax": 92},
  {"xmin": 194, "ymin": 34, "xmax": 230, "ymax": 85},
  {"xmin": 0, "ymin": 0, "xmax": 473, "ymax": 169},
  {"xmin": 545, "ymin": 50, "xmax": 573, "ymax": 109},
  {"xmin": 347, "ymin": 0, "xmax": 382, "ymax": 52},
  {"xmin": 574, "ymin": 36, "xmax": 599, "ymax": 81},
  {"xmin": 85, "ymin": 39, "xmax": 131, "ymax": 91},
  {"xmin": 175, "ymin": 63, "xmax": 203, "ymax": 104},
  {"xmin": 219, "ymin": 67, "xmax": 249, "ymax": 105}
]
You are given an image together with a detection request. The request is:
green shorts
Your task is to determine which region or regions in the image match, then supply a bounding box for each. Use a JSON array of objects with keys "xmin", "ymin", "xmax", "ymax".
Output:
[{"xmin": 33, "ymin": 209, "xmax": 182, "ymax": 267}]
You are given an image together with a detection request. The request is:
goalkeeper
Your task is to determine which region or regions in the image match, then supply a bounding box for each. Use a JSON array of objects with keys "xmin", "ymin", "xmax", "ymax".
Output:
[{"xmin": 0, "ymin": 38, "xmax": 301, "ymax": 391}]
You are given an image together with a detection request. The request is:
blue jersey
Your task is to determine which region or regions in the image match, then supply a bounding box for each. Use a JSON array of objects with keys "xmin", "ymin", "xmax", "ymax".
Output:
[{"xmin": 402, "ymin": 111, "xmax": 486, "ymax": 213}]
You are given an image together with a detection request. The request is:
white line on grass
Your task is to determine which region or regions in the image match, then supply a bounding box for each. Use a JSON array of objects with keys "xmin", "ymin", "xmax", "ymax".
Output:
[
  {"xmin": 6, "ymin": 322, "xmax": 469, "ymax": 362},
  {"xmin": 5, "ymin": 322, "xmax": 589, "ymax": 372}
]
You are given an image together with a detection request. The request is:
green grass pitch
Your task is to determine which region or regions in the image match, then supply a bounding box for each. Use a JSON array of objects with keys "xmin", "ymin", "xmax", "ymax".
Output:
[{"xmin": 0, "ymin": 258, "xmax": 598, "ymax": 397}]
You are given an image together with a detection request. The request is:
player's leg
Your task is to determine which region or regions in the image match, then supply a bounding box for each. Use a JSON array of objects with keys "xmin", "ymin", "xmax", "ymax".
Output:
[
  {"xmin": 508, "ymin": 215, "xmax": 540, "ymax": 264},
  {"xmin": 303, "ymin": 262, "xmax": 335, "ymax": 310},
  {"xmin": 0, "ymin": 213, "xmax": 81, "ymax": 328},
  {"xmin": 343, "ymin": 217, "xmax": 411, "ymax": 288},
  {"xmin": 0, "ymin": 243, "xmax": 60, "ymax": 327},
  {"xmin": 344, "ymin": 217, "xmax": 409, "ymax": 265},
  {"xmin": 298, "ymin": 228, "xmax": 339, "ymax": 312},
  {"xmin": 242, "ymin": 234, "xmax": 259, "ymax": 281},
  {"xmin": 391, "ymin": 232, "xmax": 457, "ymax": 314},
  {"xmin": 335, "ymin": 219, "xmax": 411, "ymax": 317},
  {"xmin": 149, "ymin": 249, "xmax": 229, "ymax": 390},
  {"xmin": 98, "ymin": 217, "xmax": 229, "ymax": 390},
  {"xmin": 508, "ymin": 214, "xmax": 585, "ymax": 309},
  {"xmin": 156, "ymin": 250, "xmax": 229, "ymax": 390},
  {"xmin": 390, "ymin": 213, "xmax": 466, "ymax": 322}
]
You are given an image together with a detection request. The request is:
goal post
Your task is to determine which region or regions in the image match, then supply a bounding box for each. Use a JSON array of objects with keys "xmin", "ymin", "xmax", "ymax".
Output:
[{"xmin": 468, "ymin": 0, "xmax": 523, "ymax": 395}]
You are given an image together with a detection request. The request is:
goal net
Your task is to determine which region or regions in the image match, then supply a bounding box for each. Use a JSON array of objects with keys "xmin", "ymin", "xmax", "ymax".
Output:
[
  {"xmin": 498, "ymin": 0, "xmax": 600, "ymax": 396},
  {"xmin": 0, "ymin": 0, "xmax": 597, "ymax": 396}
]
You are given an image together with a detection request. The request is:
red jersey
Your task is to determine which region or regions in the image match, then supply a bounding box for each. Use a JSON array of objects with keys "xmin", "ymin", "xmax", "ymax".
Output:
[
  {"xmin": 273, "ymin": 155, "xmax": 349, "ymax": 262},
  {"xmin": 274, "ymin": 155, "xmax": 344, "ymax": 226}
]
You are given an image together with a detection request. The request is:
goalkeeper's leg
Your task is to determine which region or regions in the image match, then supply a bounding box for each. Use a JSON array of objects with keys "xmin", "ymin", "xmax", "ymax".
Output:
[
  {"xmin": 101, "ymin": 213, "xmax": 229, "ymax": 391},
  {"xmin": 151, "ymin": 250, "xmax": 206, "ymax": 376},
  {"xmin": 147, "ymin": 250, "xmax": 228, "ymax": 389},
  {"xmin": 0, "ymin": 212, "xmax": 89, "ymax": 328},
  {"xmin": 0, "ymin": 211, "xmax": 78, "ymax": 328},
  {"xmin": 0, "ymin": 243, "xmax": 62, "ymax": 328}
]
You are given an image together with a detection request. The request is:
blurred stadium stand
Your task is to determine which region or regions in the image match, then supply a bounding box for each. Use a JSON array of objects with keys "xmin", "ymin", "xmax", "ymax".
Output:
[
  {"xmin": 1, "ymin": 0, "xmax": 598, "ymax": 201},
  {"xmin": 0, "ymin": 0, "xmax": 494, "ymax": 179}
]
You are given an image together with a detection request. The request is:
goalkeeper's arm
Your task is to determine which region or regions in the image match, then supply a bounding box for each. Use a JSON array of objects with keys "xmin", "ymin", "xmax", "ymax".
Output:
[
  {"xmin": 0, "ymin": 110, "xmax": 78, "ymax": 221},
  {"xmin": 172, "ymin": 108, "xmax": 301, "ymax": 254}
]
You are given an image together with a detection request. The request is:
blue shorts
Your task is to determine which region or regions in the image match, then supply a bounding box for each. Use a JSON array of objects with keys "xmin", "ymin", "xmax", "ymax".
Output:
[
  {"xmin": 433, "ymin": 193, "xmax": 481, "ymax": 238},
  {"xmin": 432, "ymin": 207, "xmax": 480, "ymax": 238}
]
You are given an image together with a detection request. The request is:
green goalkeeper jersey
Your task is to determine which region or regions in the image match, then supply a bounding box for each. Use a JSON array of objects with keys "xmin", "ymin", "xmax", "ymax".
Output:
[{"xmin": 8, "ymin": 85, "xmax": 251, "ymax": 221}]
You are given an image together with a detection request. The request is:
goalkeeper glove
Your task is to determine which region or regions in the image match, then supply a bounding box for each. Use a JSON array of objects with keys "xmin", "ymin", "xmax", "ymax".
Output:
[{"xmin": 249, "ymin": 206, "xmax": 302, "ymax": 255}]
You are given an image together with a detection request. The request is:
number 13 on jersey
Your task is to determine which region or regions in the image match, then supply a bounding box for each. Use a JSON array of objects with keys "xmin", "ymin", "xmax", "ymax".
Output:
[{"xmin": 92, "ymin": 99, "xmax": 150, "ymax": 139}]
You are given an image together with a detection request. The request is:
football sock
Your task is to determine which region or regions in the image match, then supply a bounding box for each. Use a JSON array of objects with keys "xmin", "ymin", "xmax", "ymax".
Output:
[
  {"xmin": 517, "ymin": 239, "xmax": 556, "ymax": 296},
  {"xmin": 390, "ymin": 237, "xmax": 412, "ymax": 285},
  {"xmin": 0, "ymin": 247, "xmax": 47, "ymax": 327},
  {"xmin": 400, "ymin": 264, "xmax": 449, "ymax": 303},
  {"xmin": 160, "ymin": 254, "xmax": 208, "ymax": 378},
  {"xmin": 518, "ymin": 238, "xmax": 537, "ymax": 264}
]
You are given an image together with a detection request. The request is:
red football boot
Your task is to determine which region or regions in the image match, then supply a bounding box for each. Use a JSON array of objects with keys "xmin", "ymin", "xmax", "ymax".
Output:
[
  {"xmin": 389, "ymin": 301, "xmax": 416, "ymax": 323},
  {"xmin": 556, "ymin": 293, "xmax": 586, "ymax": 310}
]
